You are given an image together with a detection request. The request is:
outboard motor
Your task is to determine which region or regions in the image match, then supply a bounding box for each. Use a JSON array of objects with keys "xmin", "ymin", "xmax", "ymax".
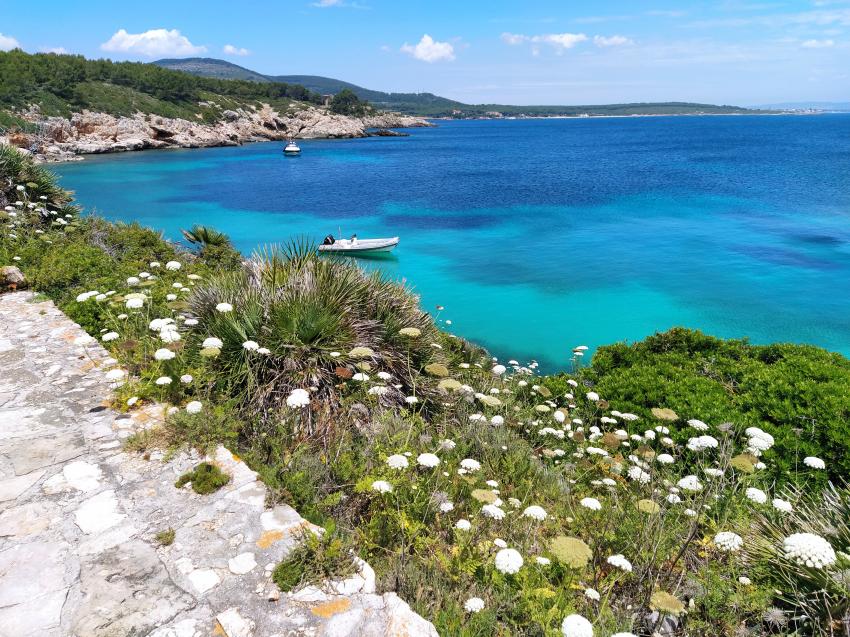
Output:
[{"xmin": 323, "ymin": 234, "xmax": 336, "ymax": 245}]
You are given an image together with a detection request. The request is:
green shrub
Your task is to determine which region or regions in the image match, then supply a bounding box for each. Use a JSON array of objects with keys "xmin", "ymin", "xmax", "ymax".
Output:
[
  {"xmin": 556, "ymin": 327, "xmax": 850, "ymax": 487},
  {"xmin": 174, "ymin": 462, "xmax": 230, "ymax": 494},
  {"xmin": 272, "ymin": 529, "xmax": 355, "ymax": 592}
]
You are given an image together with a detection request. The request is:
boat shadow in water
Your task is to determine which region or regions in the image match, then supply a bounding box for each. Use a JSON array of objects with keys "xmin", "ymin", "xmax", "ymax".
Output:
[{"xmin": 323, "ymin": 251, "xmax": 399, "ymax": 262}]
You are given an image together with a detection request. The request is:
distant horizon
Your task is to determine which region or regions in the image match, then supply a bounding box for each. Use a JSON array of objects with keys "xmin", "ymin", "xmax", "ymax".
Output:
[{"xmin": 1, "ymin": 0, "xmax": 848, "ymax": 105}]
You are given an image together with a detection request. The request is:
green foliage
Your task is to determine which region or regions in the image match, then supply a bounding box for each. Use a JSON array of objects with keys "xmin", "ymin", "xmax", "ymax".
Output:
[
  {"xmin": 559, "ymin": 327, "xmax": 850, "ymax": 486},
  {"xmin": 329, "ymin": 88, "xmax": 369, "ymax": 116},
  {"xmin": 181, "ymin": 224, "xmax": 243, "ymax": 269},
  {"xmin": 155, "ymin": 528, "xmax": 176, "ymax": 546},
  {"xmin": 0, "ymin": 49, "xmax": 323, "ymax": 119},
  {"xmin": 187, "ymin": 241, "xmax": 442, "ymax": 425},
  {"xmin": 174, "ymin": 462, "xmax": 231, "ymax": 494},
  {"xmin": 272, "ymin": 529, "xmax": 355, "ymax": 592}
]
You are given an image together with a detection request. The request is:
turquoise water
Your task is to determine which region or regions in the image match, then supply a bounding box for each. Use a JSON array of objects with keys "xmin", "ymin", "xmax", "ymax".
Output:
[{"xmin": 53, "ymin": 115, "xmax": 850, "ymax": 370}]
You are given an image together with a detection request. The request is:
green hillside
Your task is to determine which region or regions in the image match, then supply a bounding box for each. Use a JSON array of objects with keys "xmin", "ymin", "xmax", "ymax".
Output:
[
  {"xmin": 0, "ymin": 50, "xmax": 322, "ymax": 123},
  {"xmin": 154, "ymin": 56, "xmax": 760, "ymax": 118}
]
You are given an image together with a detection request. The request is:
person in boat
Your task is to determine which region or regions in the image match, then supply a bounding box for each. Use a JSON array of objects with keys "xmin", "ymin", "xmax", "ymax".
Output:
[
  {"xmin": 350, "ymin": 234, "xmax": 358, "ymax": 246},
  {"xmin": 323, "ymin": 234, "xmax": 335, "ymax": 245}
]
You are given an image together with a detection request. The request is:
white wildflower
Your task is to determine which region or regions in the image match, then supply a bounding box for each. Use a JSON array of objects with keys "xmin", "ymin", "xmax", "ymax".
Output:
[
  {"xmin": 417, "ymin": 453, "xmax": 440, "ymax": 468},
  {"xmin": 783, "ymin": 533, "xmax": 836, "ymax": 569},
  {"xmin": 714, "ymin": 531, "xmax": 743, "ymax": 552},
  {"xmin": 460, "ymin": 458, "xmax": 481, "ymax": 472},
  {"xmin": 606, "ymin": 554, "xmax": 632, "ymax": 572},
  {"xmin": 482, "ymin": 504, "xmax": 505, "ymax": 520},
  {"xmin": 522, "ymin": 505, "xmax": 547, "ymax": 520},
  {"xmin": 803, "ymin": 456, "xmax": 825, "ymax": 470},
  {"xmin": 386, "ymin": 454, "xmax": 409, "ymax": 470},
  {"xmin": 185, "ymin": 401, "xmax": 203, "ymax": 414},
  {"xmin": 745, "ymin": 487, "xmax": 768, "ymax": 504},
  {"xmin": 286, "ymin": 388, "xmax": 310, "ymax": 408},
  {"xmin": 464, "ymin": 597, "xmax": 485, "ymax": 613},
  {"xmin": 494, "ymin": 548, "xmax": 523, "ymax": 574},
  {"xmin": 580, "ymin": 497, "xmax": 602, "ymax": 511},
  {"xmin": 561, "ymin": 614, "xmax": 594, "ymax": 637},
  {"xmin": 371, "ymin": 480, "xmax": 393, "ymax": 494},
  {"xmin": 154, "ymin": 348, "xmax": 176, "ymax": 361}
]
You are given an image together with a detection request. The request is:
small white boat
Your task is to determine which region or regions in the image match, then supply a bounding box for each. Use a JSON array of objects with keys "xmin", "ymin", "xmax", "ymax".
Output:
[
  {"xmin": 283, "ymin": 140, "xmax": 301, "ymax": 155},
  {"xmin": 319, "ymin": 235, "xmax": 399, "ymax": 255}
]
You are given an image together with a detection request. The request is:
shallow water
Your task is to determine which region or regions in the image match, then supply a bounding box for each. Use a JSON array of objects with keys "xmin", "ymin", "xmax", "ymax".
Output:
[{"xmin": 53, "ymin": 114, "xmax": 850, "ymax": 370}]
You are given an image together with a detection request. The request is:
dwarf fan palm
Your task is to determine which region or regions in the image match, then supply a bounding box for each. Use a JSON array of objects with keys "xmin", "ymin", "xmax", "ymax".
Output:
[{"xmin": 189, "ymin": 239, "xmax": 442, "ymax": 429}]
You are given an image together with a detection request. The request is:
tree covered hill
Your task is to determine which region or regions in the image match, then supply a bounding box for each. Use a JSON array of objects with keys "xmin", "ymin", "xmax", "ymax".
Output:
[
  {"xmin": 154, "ymin": 56, "xmax": 761, "ymax": 118},
  {"xmin": 0, "ymin": 50, "xmax": 323, "ymax": 125}
]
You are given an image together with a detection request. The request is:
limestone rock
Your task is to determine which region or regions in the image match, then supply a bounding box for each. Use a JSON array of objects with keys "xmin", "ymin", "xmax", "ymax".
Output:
[
  {"xmin": 0, "ymin": 265, "xmax": 25, "ymax": 290},
  {"xmin": 11, "ymin": 104, "xmax": 432, "ymax": 162}
]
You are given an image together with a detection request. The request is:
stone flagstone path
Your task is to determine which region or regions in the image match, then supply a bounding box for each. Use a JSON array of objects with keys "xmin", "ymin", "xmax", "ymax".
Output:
[{"xmin": 0, "ymin": 291, "xmax": 438, "ymax": 637}]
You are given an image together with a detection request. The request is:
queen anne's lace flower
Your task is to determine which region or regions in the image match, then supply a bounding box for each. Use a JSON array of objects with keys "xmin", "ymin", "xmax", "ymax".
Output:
[
  {"xmin": 580, "ymin": 497, "xmax": 602, "ymax": 511},
  {"xmin": 460, "ymin": 458, "xmax": 481, "ymax": 472},
  {"xmin": 803, "ymin": 456, "xmax": 826, "ymax": 470},
  {"xmin": 417, "ymin": 453, "xmax": 440, "ymax": 468},
  {"xmin": 522, "ymin": 505, "xmax": 547, "ymax": 520},
  {"xmin": 165, "ymin": 260, "xmax": 181, "ymax": 270},
  {"xmin": 686, "ymin": 435, "xmax": 719, "ymax": 451},
  {"xmin": 628, "ymin": 466, "xmax": 650, "ymax": 484},
  {"xmin": 783, "ymin": 533, "xmax": 836, "ymax": 568},
  {"xmin": 714, "ymin": 531, "xmax": 743, "ymax": 552},
  {"xmin": 455, "ymin": 519, "xmax": 471, "ymax": 531},
  {"xmin": 203, "ymin": 337, "xmax": 223, "ymax": 349},
  {"xmin": 687, "ymin": 419, "xmax": 710, "ymax": 431},
  {"xmin": 606, "ymin": 554, "xmax": 632, "ymax": 572},
  {"xmin": 745, "ymin": 488, "xmax": 768, "ymax": 504},
  {"xmin": 386, "ymin": 454, "xmax": 409, "ymax": 469},
  {"xmin": 464, "ymin": 597, "xmax": 485, "ymax": 613},
  {"xmin": 772, "ymin": 498, "xmax": 793, "ymax": 513},
  {"xmin": 154, "ymin": 348, "xmax": 175, "ymax": 361},
  {"xmin": 371, "ymin": 480, "xmax": 392, "ymax": 493},
  {"xmin": 286, "ymin": 388, "xmax": 310, "ymax": 408},
  {"xmin": 494, "ymin": 548, "xmax": 523, "ymax": 574},
  {"xmin": 677, "ymin": 475, "xmax": 703, "ymax": 492},
  {"xmin": 185, "ymin": 401, "xmax": 203, "ymax": 414},
  {"xmin": 561, "ymin": 614, "xmax": 594, "ymax": 637},
  {"xmin": 482, "ymin": 504, "xmax": 506, "ymax": 520}
]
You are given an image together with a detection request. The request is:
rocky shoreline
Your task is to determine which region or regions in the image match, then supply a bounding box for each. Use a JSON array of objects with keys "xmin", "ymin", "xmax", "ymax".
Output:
[{"xmin": 2, "ymin": 105, "xmax": 432, "ymax": 163}]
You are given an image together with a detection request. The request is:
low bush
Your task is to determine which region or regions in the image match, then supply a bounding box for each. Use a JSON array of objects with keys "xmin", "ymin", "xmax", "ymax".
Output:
[{"xmin": 175, "ymin": 462, "xmax": 231, "ymax": 495}]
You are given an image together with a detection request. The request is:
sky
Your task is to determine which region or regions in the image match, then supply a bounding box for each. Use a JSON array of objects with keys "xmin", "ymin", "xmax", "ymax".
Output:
[{"xmin": 1, "ymin": 0, "xmax": 848, "ymax": 105}]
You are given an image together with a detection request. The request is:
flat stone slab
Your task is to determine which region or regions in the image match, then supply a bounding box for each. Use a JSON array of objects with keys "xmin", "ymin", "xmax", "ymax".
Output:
[{"xmin": 0, "ymin": 291, "xmax": 439, "ymax": 637}]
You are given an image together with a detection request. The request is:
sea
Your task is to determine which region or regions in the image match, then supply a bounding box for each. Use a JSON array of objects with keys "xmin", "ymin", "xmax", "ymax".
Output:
[{"xmin": 52, "ymin": 114, "xmax": 850, "ymax": 370}]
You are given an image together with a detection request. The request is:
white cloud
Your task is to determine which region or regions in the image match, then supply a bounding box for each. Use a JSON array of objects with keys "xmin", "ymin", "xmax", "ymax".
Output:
[
  {"xmin": 593, "ymin": 35, "xmax": 634, "ymax": 47},
  {"xmin": 0, "ymin": 33, "xmax": 21, "ymax": 51},
  {"xmin": 400, "ymin": 34, "xmax": 455, "ymax": 62},
  {"xmin": 502, "ymin": 32, "xmax": 588, "ymax": 52},
  {"xmin": 100, "ymin": 28, "xmax": 206, "ymax": 57},
  {"xmin": 223, "ymin": 44, "xmax": 250, "ymax": 56},
  {"xmin": 801, "ymin": 38, "xmax": 835, "ymax": 47},
  {"xmin": 501, "ymin": 32, "xmax": 528, "ymax": 45},
  {"xmin": 534, "ymin": 33, "xmax": 588, "ymax": 49},
  {"xmin": 40, "ymin": 47, "xmax": 68, "ymax": 54}
]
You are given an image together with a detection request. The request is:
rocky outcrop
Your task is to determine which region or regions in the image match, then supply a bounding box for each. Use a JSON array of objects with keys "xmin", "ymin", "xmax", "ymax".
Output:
[
  {"xmin": 4, "ymin": 105, "xmax": 433, "ymax": 162},
  {"xmin": 0, "ymin": 266, "xmax": 25, "ymax": 291},
  {"xmin": 0, "ymin": 291, "xmax": 439, "ymax": 637}
]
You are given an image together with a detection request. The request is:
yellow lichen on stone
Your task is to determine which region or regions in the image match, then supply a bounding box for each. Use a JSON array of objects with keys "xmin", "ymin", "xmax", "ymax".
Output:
[
  {"xmin": 257, "ymin": 530, "xmax": 285, "ymax": 549},
  {"xmin": 311, "ymin": 598, "xmax": 351, "ymax": 618}
]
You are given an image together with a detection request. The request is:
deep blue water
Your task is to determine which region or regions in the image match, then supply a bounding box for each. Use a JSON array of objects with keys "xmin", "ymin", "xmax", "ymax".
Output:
[{"xmin": 53, "ymin": 115, "xmax": 850, "ymax": 369}]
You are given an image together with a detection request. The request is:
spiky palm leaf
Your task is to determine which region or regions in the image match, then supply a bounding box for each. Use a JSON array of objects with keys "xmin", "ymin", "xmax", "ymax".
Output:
[{"xmin": 181, "ymin": 224, "xmax": 232, "ymax": 248}]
